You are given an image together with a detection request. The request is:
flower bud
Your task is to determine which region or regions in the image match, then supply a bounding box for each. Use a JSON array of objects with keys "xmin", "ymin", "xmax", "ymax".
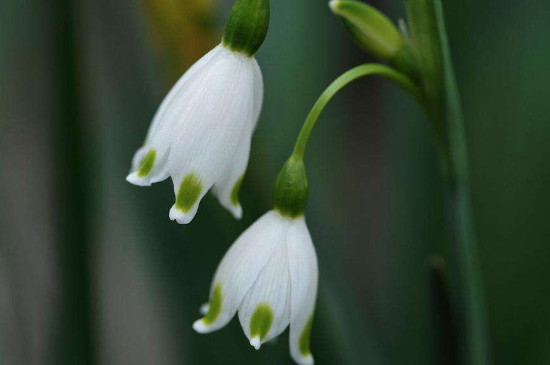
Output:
[
  {"xmin": 330, "ymin": 0, "xmax": 416, "ymax": 75},
  {"xmin": 274, "ymin": 157, "xmax": 308, "ymax": 218},
  {"xmin": 223, "ymin": 0, "xmax": 270, "ymax": 56}
]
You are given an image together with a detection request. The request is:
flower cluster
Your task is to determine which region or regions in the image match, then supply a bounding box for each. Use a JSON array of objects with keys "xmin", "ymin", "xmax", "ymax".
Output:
[
  {"xmin": 127, "ymin": 0, "xmax": 319, "ymax": 363},
  {"xmin": 127, "ymin": 0, "xmax": 480, "ymax": 362}
]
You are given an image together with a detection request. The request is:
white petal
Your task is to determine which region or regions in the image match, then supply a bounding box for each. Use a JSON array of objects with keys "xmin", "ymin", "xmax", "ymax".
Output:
[
  {"xmin": 127, "ymin": 146, "xmax": 154, "ymax": 186},
  {"xmin": 126, "ymin": 146, "xmax": 170, "ymax": 186},
  {"xmin": 193, "ymin": 211, "xmax": 290, "ymax": 333},
  {"xmin": 211, "ymin": 128, "xmax": 252, "ymax": 219},
  {"xmin": 238, "ymin": 238, "xmax": 291, "ymax": 349},
  {"xmin": 287, "ymin": 218, "xmax": 318, "ymax": 365},
  {"xmin": 127, "ymin": 45, "xmax": 224, "ymax": 186},
  {"xmin": 167, "ymin": 49, "xmax": 257, "ymax": 223},
  {"xmin": 168, "ymin": 186, "xmax": 204, "ymax": 224},
  {"xmin": 251, "ymin": 58, "xmax": 264, "ymax": 131},
  {"xmin": 147, "ymin": 45, "xmax": 224, "ymax": 141},
  {"xmin": 211, "ymin": 57, "xmax": 263, "ymax": 219}
]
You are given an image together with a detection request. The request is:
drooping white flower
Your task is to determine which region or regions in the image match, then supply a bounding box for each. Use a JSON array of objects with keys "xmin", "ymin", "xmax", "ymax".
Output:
[
  {"xmin": 193, "ymin": 210, "xmax": 318, "ymax": 365},
  {"xmin": 126, "ymin": 44, "xmax": 263, "ymax": 223}
]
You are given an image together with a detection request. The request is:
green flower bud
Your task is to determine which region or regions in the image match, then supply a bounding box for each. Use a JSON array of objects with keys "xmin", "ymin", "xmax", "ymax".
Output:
[
  {"xmin": 274, "ymin": 157, "xmax": 308, "ymax": 218},
  {"xmin": 330, "ymin": 0, "xmax": 417, "ymax": 76},
  {"xmin": 222, "ymin": 0, "xmax": 270, "ymax": 57}
]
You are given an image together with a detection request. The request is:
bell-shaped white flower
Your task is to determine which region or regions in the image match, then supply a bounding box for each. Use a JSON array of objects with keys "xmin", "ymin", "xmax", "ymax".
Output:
[
  {"xmin": 193, "ymin": 210, "xmax": 318, "ymax": 365},
  {"xmin": 126, "ymin": 43, "xmax": 263, "ymax": 223}
]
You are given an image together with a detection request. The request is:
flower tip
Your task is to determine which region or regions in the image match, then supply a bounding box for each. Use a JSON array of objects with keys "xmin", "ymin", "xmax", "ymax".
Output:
[
  {"xmin": 230, "ymin": 205, "xmax": 243, "ymax": 220},
  {"xmin": 192, "ymin": 319, "xmax": 210, "ymax": 334},
  {"xmin": 217, "ymin": 197, "xmax": 243, "ymax": 220},
  {"xmin": 169, "ymin": 205, "xmax": 197, "ymax": 224},
  {"xmin": 249, "ymin": 336, "xmax": 261, "ymax": 350},
  {"xmin": 328, "ymin": 0, "xmax": 341, "ymax": 12},
  {"xmin": 199, "ymin": 303, "xmax": 210, "ymax": 315},
  {"xmin": 298, "ymin": 354, "xmax": 314, "ymax": 365},
  {"xmin": 126, "ymin": 172, "xmax": 151, "ymax": 187}
]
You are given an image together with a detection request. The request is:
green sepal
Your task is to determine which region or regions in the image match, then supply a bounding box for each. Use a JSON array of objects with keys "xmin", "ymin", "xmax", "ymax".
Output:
[
  {"xmin": 222, "ymin": 0, "xmax": 270, "ymax": 57},
  {"xmin": 274, "ymin": 156, "xmax": 308, "ymax": 218},
  {"xmin": 330, "ymin": 0, "xmax": 417, "ymax": 76}
]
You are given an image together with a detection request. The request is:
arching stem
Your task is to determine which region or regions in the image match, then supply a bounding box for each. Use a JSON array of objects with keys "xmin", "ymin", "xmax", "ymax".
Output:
[{"xmin": 291, "ymin": 63, "xmax": 423, "ymax": 160}]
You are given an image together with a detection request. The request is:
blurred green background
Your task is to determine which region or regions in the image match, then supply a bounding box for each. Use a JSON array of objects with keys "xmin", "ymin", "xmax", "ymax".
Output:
[{"xmin": 1, "ymin": 0, "xmax": 549, "ymax": 364}]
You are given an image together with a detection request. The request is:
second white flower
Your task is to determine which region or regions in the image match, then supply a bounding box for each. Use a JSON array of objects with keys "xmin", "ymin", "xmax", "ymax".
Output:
[{"xmin": 193, "ymin": 210, "xmax": 318, "ymax": 365}]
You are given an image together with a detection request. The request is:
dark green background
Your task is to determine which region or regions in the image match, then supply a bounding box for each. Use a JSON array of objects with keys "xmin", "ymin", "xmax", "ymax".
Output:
[{"xmin": 1, "ymin": 0, "xmax": 549, "ymax": 364}]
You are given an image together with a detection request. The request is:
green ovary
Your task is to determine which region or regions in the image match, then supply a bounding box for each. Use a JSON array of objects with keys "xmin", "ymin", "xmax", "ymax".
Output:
[
  {"xmin": 249, "ymin": 303, "xmax": 274, "ymax": 340},
  {"xmin": 230, "ymin": 175, "xmax": 244, "ymax": 207},
  {"xmin": 175, "ymin": 174, "xmax": 203, "ymax": 212},
  {"xmin": 203, "ymin": 284, "xmax": 223, "ymax": 325},
  {"xmin": 137, "ymin": 149, "xmax": 156, "ymax": 177},
  {"xmin": 299, "ymin": 315, "xmax": 313, "ymax": 357}
]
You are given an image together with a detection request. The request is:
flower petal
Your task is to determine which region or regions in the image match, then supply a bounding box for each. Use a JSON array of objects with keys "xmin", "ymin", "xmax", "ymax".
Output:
[
  {"xmin": 211, "ymin": 129, "xmax": 251, "ymax": 219},
  {"xmin": 168, "ymin": 173, "xmax": 207, "ymax": 224},
  {"xmin": 147, "ymin": 45, "xmax": 225, "ymax": 142},
  {"xmin": 211, "ymin": 57, "xmax": 263, "ymax": 219},
  {"xmin": 193, "ymin": 211, "xmax": 289, "ymax": 334},
  {"xmin": 238, "ymin": 238, "xmax": 291, "ymax": 349},
  {"xmin": 127, "ymin": 45, "xmax": 224, "ymax": 186},
  {"xmin": 126, "ymin": 146, "xmax": 170, "ymax": 186},
  {"xmin": 251, "ymin": 58, "xmax": 264, "ymax": 131},
  {"xmin": 287, "ymin": 218, "xmax": 318, "ymax": 365},
  {"xmin": 167, "ymin": 48, "xmax": 256, "ymax": 224}
]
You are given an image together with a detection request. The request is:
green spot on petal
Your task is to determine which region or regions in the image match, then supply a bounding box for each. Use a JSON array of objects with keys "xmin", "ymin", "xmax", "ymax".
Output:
[
  {"xmin": 175, "ymin": 174, "xmax": 203, "ymax": 212},
  {"xmin": 230, "ymin": 175, "xmax": 244, "ymax": 207},
  {"xmin": 249, "ymin": 303, "xmax": 273, "ymax": 341},
  {"xmin": 299, "ymin": 315, "xmax": 313, "ymax": 357},
  {"xmin": 137, "ymin": 149, "xmax": 156, "ymax": 177},
  {"xmin": 203, "ymin": 284, "xmax": 223, "ymax": 325}
]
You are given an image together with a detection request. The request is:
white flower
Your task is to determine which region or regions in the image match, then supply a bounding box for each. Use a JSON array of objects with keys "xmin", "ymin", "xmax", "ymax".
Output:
[
  {"xmin": 126, "ymin": 44, "xmax": 263, "ymax": 224},
  {"xmin": 193, "ymin": 210, "xmax": 318, "ymax": 365}
]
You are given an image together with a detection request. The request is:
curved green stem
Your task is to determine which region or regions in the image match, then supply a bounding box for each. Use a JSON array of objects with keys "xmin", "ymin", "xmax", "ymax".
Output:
[{"xmin": 291, "ymin": 63, "xmax": 423, "ymax": 159}]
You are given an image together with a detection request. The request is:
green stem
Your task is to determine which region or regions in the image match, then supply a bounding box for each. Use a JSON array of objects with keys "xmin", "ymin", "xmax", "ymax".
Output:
[
  {"xmin": 443, "ymin": 58, "xmax": 491, "ymax": 365},
  {"xmin": 434, "ymin": 0, "xmax": 491, "ymax": 363},
  {"xmin": 447, "ymin": 184, "xmax": 490, "ymax": 365},
  {"xmin": 291, "ymin": 63, "xmax": 422, "ymax": 159},
  {"xmin": 405, "ymin": 0, "xmax": 491, "ymax": 361},
  {"xmin": 428, "ymin": 256, "xmax": 458, "ymax": 365}
]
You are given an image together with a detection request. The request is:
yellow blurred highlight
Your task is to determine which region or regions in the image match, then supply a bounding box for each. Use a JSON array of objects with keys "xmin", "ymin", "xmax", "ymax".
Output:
[{"xmin": 141, "ymin": 0, "xmax": 220, "ymax": 80}]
